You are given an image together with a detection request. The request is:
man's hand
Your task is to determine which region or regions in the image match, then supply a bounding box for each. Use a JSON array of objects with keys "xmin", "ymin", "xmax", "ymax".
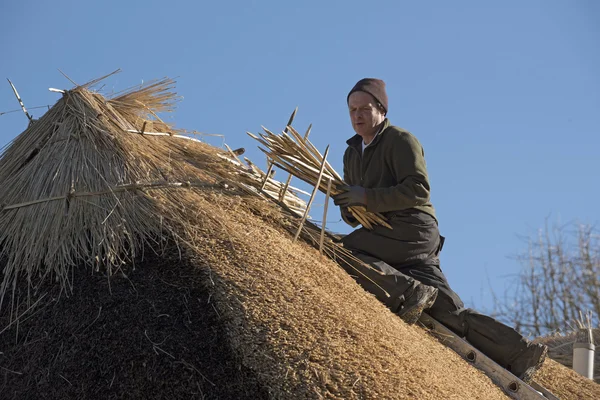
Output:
[
  {"xmin": 340, "ymin": 206, "xmax": 360, "ymax": 227},
  {"xmin": 341, "ymin": 207, "xmax": 354, "ymax": 220},
  {"xmin": 333, "ymin": 185, "xmax": 367, "ymax": 208}
]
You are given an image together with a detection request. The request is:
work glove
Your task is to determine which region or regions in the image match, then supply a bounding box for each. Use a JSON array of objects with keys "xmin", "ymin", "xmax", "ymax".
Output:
[
  {"xmin": 333, "ymin": 185, "xmax": 367, "ymax": 208},
  {"xmin": 340, "ymin": 207, "xmax": 360, "ymax": 228}
]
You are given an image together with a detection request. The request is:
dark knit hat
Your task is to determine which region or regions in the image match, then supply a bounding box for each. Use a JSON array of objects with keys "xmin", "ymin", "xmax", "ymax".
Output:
[{"xmin": 347, "ymin": 78, "xmax": 388, "ymax": 114}]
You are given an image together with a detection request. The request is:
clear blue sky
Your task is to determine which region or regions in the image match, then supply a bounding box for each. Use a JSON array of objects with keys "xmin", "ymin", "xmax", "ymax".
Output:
[{"xmin": 1, "ymin": 1, "xmax": 599, "ymax": 314}]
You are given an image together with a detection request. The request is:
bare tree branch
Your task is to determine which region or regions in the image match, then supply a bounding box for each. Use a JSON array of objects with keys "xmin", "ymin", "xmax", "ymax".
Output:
[{"xmin": 493, "ymin": 219, "xmax": 599, "ymax": 336}]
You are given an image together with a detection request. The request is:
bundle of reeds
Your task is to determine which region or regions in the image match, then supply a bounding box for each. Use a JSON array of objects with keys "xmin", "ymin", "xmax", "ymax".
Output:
[{"xmin": 247, "ymin": 125, "xmax": 391, "ymax": 230}]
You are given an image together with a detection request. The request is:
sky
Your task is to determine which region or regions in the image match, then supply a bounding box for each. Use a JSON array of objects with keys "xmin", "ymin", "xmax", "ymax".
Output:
[{"xmin": 1, "ymin": 0, "xmax": 599, "ymax": 316}]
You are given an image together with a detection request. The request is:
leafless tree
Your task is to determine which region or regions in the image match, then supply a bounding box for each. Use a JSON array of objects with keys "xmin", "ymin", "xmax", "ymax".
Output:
[{"xmin": 493, "ymin": 221, "xmax": 600, "ymax": 336}]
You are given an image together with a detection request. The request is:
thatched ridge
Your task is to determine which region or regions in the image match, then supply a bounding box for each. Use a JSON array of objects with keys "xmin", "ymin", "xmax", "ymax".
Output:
[
  {"xmin": 0, "ymin": 78, "xmax": 179, "ymax": 302},
  {"xmin": 537, "ymin": 328, "xmax": 600, "ymax": 383},
  {"xmin": 1, "ymin": 77, "xmax": 599, "ymax": 399}
]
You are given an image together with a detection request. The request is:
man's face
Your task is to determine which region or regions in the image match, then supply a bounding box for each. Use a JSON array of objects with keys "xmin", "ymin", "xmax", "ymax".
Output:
[{"xmin": 348, "ymin": 91, "xmax": 386, "ymax": 139}]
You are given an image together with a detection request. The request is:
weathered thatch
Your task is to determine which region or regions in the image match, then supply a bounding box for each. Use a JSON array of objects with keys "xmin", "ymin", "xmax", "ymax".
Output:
[
  {"xmin": 0, "ymin": 245, "xmax": 269, "ymax": 399},
  {"xmin": 1, "ymin": 77, "xmax": 599, "ymax": 399}
]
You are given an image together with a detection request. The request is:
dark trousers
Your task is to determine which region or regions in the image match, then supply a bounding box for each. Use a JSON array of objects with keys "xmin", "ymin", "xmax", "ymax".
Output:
[
  {"xmin": 398, "ymin": 264, "xmax": 530, "ymax": 369},
  {"xmin": 339, "ymin": 213, "xmax": 530, "ymax": 370}
]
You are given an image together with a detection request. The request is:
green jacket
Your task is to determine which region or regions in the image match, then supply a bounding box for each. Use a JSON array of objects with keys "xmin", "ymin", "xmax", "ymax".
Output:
[{"xmin": 342, "ymin": 119, "xmax": 436, "ymax": 226}]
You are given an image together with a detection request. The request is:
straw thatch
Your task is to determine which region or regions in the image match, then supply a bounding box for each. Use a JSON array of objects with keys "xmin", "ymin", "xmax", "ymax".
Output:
[
  {"xmin": 0, "ymin": 77, "xmax": 187, "ymax": 307},
  {"xmin": 0, "ymin": 76, "xmax": 364, "ymax": 310},
  {"xmin": 1, "ymin": 76, "xmax": 599, "ymax": 399}
]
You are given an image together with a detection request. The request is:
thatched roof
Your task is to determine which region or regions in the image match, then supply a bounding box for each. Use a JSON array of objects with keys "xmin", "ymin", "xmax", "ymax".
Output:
[
  {"xmin": 1, "ymin": 77, "xmax": 599, "ymax": 399},
  {"xmin": 537, "ymin": 329, "xmax": 600, "ymax": 384}
]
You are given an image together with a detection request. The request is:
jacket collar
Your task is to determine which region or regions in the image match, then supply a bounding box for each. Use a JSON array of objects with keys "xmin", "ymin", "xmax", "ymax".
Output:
[{"xmin": 346, "ymin": 118, "xmax": 390, "ymax": 149}]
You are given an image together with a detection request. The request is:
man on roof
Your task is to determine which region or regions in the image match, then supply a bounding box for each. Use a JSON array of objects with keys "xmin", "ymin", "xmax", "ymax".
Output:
[{"xmin": 333, "ymin": 78, "xmax": 547, "ymax": 382}]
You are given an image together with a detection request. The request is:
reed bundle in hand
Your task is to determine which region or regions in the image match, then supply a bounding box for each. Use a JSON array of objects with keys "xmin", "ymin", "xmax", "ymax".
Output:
[{"xmin": 247, "ymin": 125, "xmax": 391, "ymax": 230}]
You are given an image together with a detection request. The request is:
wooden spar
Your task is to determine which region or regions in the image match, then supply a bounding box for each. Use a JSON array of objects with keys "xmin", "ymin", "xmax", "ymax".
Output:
[
  {"xmin": 260, "ymin": 107, "xmax": 297, "ymax": 191},
  {"xmin": 1, "ymin": 180, "xmax": 220, "ymax": 211},
  {"xmin": 224, "ymin": 143, "xmax": 244, "ymax": 165},
  {"xmin": 259, "ymin": 161, "xmax": 275, "ymax": 191},
  {"xmin": 7, "ymin": 79, "xmax": 34, "ymax": 124},
  {"xmin": 125, "ymin": 129, "xmax": 204, "ymax": 143},
  {"xmin": 319, "ymin": 177, "xmax": 333, "ymax": 256},
  {"xmin": 294, "ymin": 145, "xmax": 330, "ymax": 242},
  {"xmin": 287, "ymin": 107, "xmax": 298, "ymax": 129},
  {"xmin": 279, "ymin": 123, "xmax": 312, "ymax": 202}
]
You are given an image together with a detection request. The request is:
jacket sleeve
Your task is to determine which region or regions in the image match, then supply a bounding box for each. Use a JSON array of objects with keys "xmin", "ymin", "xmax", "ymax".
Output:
[
  {"xmin": 341, "ymin": 148, "xmax": 360, "ymax": 227},
  {"xmin": 342, "ymin": 148, "xmax": 350, "ymax": 185},
  {"xmin": 365, "ymin": 133, "xmax": 431, "ymax": 213}
]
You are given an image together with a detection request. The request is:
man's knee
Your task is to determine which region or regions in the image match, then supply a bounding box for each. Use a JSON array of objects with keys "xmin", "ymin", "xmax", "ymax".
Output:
[
  {"xmin": 399, "ymin": 264, "xmax": 465, "ymax": 309},
  {"xmin": 427, "ymin": 306, "xmax": 476, "ymax": 337}
]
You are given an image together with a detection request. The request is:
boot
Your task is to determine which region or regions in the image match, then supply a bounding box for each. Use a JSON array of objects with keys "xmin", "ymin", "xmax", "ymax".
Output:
[
  {"xmin": 463, "ymin": 312, "xmax": 549, "ymax": 383},
  {"xmin": 507, "ymin": 342, "xmax": 548, "ymax": 382},
  {"xmin": 397, "ymin": 283, "xmax": 438, "ymax": 324}
]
